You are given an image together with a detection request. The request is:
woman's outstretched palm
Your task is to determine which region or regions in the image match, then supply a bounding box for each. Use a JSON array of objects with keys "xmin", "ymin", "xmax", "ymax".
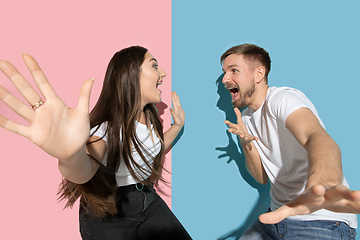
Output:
[{"xmin": 0, "ymin": 54, "xmax": 94, "ymax": 160}]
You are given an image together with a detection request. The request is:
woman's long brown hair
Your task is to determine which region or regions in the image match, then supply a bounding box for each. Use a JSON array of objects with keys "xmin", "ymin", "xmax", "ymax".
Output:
[{"xmin": 57, "ymin": 46, "xmax": 165, "ymax": 218}]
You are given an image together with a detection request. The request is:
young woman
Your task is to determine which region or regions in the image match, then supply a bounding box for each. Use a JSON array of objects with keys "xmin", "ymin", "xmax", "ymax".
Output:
[{"xmin": 0, "ymin": 46, "xmax": 192, "ymax": 239}]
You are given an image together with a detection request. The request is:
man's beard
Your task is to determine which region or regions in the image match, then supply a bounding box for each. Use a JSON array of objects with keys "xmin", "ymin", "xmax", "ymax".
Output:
[{"xmin": 232, "ymin": 83, "xmax": 255, "ymax": 109}]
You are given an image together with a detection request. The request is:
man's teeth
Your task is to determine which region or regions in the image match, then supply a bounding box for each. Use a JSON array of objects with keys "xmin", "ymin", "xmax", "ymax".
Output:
[{"xmin": 228, "ymin": 87, "xmax": 238, "ymax": 92}]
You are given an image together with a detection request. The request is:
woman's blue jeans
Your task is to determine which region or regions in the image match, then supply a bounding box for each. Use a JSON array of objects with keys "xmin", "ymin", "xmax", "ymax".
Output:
[
  {"xmin": 79, "ymin": 184, "xmax": 192, "ymax": 240},
  {"xmin": 240, "ymin": 217, "xmax": 356, "ymax": 240}
]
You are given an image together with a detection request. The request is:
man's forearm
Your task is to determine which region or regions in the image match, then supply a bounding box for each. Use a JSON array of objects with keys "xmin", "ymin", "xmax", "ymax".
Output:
[
  {"xmin": 305, "ymin": 130, "xmax": 343, "ymax": 189},
  {"xmin": 242, "ymin": 141, "xmax": 268, "ymax": 184}
]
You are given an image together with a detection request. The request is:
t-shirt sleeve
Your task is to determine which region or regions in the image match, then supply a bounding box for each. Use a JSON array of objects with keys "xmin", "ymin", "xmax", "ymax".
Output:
[
  {"xmin": 268, "ymin": 89, "xmax": 313, "ymax": 128},
  {"xmin": 90, "ymin": 122, "xmax": 108, "ymax": 142}
]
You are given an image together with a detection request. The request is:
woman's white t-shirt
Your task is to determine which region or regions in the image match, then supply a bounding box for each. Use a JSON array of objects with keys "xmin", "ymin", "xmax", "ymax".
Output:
[{"xmin": 90, "ymin": 121, "xmax": 161, "ymax": 187}]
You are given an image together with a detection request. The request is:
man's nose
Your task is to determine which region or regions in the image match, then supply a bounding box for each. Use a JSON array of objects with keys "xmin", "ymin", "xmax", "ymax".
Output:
[{"xmin": 222, "ymin": 72, "xmax": 230, "ymax": 84}]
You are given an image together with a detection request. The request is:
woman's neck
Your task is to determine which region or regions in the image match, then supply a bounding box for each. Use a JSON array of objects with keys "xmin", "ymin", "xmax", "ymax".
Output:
[{"xmin": 138, "ymin": 111, "xmax": 146, "ymax": 124}]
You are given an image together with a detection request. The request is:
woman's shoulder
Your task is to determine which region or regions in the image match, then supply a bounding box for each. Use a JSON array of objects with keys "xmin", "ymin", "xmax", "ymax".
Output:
[{"xmin": 90, "ymin": 122, "xmax": 108, "ymax": 141}]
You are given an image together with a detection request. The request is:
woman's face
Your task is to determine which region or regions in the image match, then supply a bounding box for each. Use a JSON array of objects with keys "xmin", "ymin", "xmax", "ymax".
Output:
[{"xmin": 139, "ymin": 52, "xmax": 166, "ymax": 108}]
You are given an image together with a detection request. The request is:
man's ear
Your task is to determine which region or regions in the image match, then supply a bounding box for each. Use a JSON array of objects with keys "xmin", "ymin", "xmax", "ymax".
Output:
[{"xmin": 255, "ymin": 66, "xmax": 266, "ymax": 84}]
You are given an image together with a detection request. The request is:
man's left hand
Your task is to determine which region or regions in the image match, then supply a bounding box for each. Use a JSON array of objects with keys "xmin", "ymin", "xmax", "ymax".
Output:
[{"xmin": 259, "ymin": 184, "xmax": 360, "ymax": 224}]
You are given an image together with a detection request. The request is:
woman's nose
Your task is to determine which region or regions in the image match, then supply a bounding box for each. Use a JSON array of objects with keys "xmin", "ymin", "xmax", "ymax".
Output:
[{"xmin": 159, "ymin": 68, "xmax": 167, "ymax": 78}]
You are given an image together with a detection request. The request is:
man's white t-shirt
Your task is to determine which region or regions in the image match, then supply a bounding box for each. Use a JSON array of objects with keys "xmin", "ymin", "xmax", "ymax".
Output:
[{"xmin": 242, "ymin": 86, "xmax": 357, "ymax": 228}]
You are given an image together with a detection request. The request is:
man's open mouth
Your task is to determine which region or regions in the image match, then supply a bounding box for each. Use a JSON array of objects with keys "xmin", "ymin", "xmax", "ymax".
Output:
[{"xmin": 227, "ymin": 86, "xmax": 239, "ymax": 99}]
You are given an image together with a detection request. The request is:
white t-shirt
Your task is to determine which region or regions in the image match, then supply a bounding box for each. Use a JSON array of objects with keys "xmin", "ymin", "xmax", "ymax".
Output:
[
  {"xmin": 90, "ymin": 121, "xmax": 161, "ymax": 187},
  {"xmin": 242, "ymin": 86, "xmax": 357, "ymax": 228}
]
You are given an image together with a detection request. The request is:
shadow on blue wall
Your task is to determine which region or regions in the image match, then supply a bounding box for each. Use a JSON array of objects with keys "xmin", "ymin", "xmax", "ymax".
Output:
[{"xmin": 215, "ymin": 75, "xmax": 271, "ymax": 239}]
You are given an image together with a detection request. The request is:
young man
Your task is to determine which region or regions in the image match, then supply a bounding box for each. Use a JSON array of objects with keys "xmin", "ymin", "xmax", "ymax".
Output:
[{"xmin": 221, "ymin": 44, "xmax": 360, "ymax": 239}]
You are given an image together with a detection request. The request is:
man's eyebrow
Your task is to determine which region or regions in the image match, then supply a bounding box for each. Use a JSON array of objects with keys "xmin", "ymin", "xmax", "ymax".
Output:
[
  {"xmin": 222, "ymin": 64, "xmax": 239, "ymax": 71},
  {"xmin": 149, "ymin": 57, "xmax": 158, "ymax": 63}
]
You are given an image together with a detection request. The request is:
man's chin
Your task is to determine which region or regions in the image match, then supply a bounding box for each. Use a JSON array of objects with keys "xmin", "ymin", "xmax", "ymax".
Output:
[{"xmin": 232, "ymin": 99, "xmax": 246, "ymax": 109}]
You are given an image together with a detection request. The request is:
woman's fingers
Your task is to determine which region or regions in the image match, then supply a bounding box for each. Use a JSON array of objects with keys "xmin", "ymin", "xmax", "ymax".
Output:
[
  {"xmin": 0, "ymin": 59, "xmax": 42, "ymax": 107},
  {"xmin": 171, "ymin": 91, "xmax": 182, "ymax": 109},
  {"xmin": 0, "ymin": 114, "xmax": 30, "ymax": 138},
  {"xmin": 22, "ymin": 54, "xmax": 58, "ymax": 100},
  {"xmin": 77, "ymin": 78, "xmax": 94, "ymax": 114},
  {"xmin": 170, "ymin": 91, "xmax": 185, "ymax": 128},
  {"xmin": 0, "ymin": 85, "xmax": 35, "ymax": 123}
]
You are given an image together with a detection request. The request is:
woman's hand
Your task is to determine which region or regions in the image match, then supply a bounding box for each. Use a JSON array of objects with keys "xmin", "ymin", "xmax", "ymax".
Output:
[
  {"xmin": 0, "ymin": 54, "xmax": 94, "ymax": 161},
  {"xmin": 163, "ymin": 91, "xmax": 185, "ymax": 150},
  {"xmin": 170, "ymin": 91, "xmax": 185, "ymax": 128}
]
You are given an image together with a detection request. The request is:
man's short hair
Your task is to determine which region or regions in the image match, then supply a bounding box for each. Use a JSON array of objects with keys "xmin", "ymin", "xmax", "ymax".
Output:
[{"xmin": 221, "ymin": 44, "xmax": 271, "ymax": 81}]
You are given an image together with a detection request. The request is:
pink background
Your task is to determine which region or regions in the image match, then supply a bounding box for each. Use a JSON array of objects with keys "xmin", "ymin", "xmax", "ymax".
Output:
[{"xmin": 0, "ymin": 1, "xmax": 172, "ymax": 239}]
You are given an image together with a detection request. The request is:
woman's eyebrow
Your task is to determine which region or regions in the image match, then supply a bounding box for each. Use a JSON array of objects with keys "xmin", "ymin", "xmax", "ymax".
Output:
[{"xmin": 149, "ymin": 57, "xmax": 158, "ymax": 63}]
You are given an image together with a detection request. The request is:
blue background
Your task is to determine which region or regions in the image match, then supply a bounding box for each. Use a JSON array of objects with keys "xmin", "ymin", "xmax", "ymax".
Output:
[{"xmin": 172, "ymin": 1, "xmax": 360, "ymax": 239}]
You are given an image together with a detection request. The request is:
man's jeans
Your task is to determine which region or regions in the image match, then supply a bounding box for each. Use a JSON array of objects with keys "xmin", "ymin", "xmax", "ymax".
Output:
[{"xmin": 240, "ymin": 218, "xmax": 356, "ymax": 240}]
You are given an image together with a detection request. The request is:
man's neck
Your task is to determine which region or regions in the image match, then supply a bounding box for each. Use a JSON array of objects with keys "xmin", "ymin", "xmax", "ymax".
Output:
[{"xmin": 248, "ymin": 84, "xmax": 269, "ymax": 112}]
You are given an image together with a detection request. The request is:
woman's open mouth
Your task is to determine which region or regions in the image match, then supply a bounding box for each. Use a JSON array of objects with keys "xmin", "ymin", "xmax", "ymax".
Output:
[{"xmin": 156, "ymin": 80, "xmax": 162, "ymax": 93}]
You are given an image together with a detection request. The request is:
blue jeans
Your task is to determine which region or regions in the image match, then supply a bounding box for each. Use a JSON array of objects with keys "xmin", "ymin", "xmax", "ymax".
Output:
[
  {"xmin": 79, "ymin": 184, "xmax": 192, "ymax": 240},
  {"xmin": 240, "ymin": 217, "xmax": 356, "ymax": 240}
]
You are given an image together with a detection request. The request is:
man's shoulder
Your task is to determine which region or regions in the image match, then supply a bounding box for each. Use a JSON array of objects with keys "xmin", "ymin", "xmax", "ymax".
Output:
[
  {"xmin": 268, "ymin": 86, "xmax": 301, "ymax": 96},
  {"xmin": 267, "ymin": 86, "xmax": 306, "ymax": 103}
]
